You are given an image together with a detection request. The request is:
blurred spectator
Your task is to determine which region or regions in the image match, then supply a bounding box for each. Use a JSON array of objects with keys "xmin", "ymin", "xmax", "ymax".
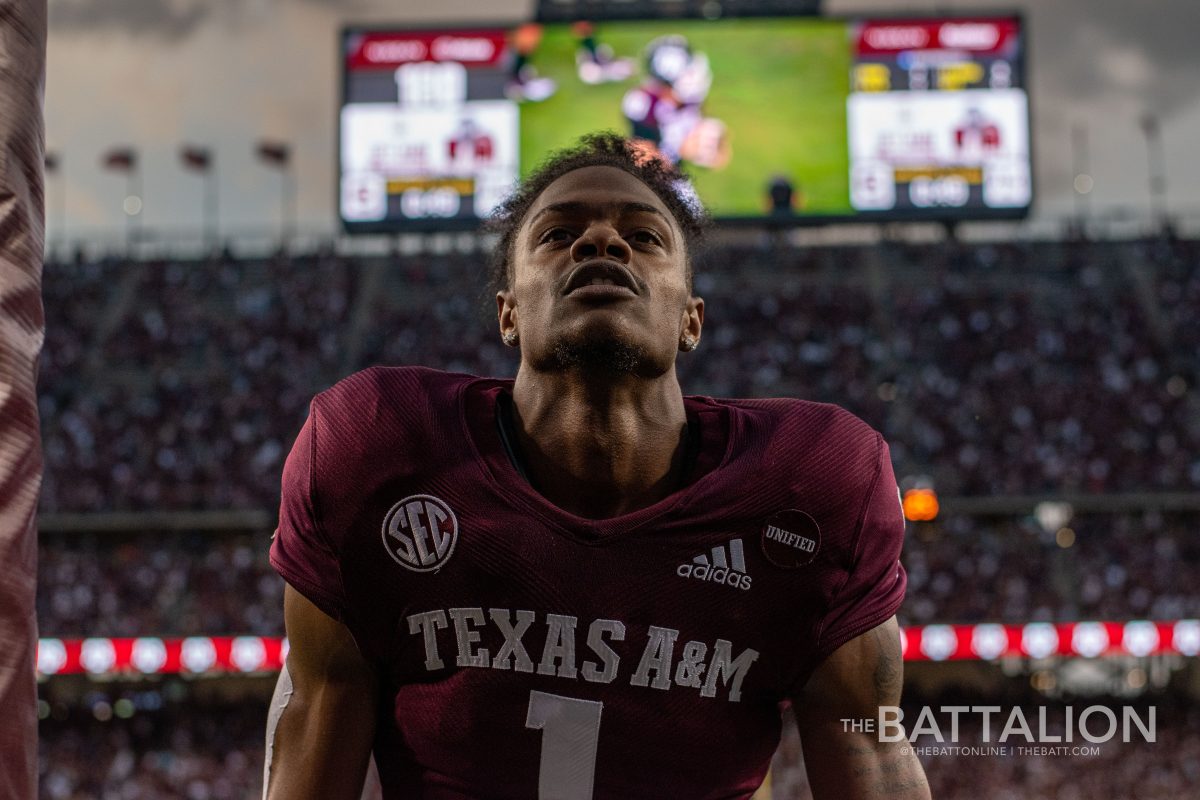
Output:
[
  {"xmin": 38, "ymin": 532, "xmax": 282, "ymax": 637},
  {"xmin": 39, "ymin": 703, "xmax": 263, "ymax": 800},
  {"xmin": 899, "ymin": 511, "xmax": 1200, "ymax": 626}
]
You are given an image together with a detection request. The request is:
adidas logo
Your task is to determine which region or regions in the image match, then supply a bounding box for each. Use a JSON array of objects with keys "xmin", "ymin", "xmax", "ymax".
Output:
[{"xmin": 676, "ymin": 539, "xmax": 752, "ymax": 591}]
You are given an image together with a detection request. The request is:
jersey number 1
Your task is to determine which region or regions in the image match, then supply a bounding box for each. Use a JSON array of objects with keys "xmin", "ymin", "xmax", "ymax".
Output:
[{"xmin": 525, "ymin": 690, "xmax": 604, "ymax": 800}]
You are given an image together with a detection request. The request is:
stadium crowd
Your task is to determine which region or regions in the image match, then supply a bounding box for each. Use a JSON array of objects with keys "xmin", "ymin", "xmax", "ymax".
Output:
[
  {"xmin": 36, "ymin": 508, "xmax": 1200, "ymax": 638},
  {"xmin": 901, "ymin": 511, "xmax": 1200, "ymax": 625},
  {"xmin": 39, "ymin": 703, "xmax": 263, "ymax": 800},
  {"xmin": 37, "ymin": 696, "xmax": 1197, "ymax": 799},
  {"xmin": 38, "ymin": 532, "xmax": 279, "ymax": 638},
  {"xmin": 40, "ymin": 254, "xmax": 356, "ymax": 511},
  {"xmin": 37, "ymin": 236, "xmax": 1200, "ymax": 513}
]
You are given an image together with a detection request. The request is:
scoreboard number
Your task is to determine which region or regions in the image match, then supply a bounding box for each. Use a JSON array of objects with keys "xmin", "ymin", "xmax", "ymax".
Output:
[
  {"xmin": 395, "ymin": 61, "xmax": 467, "ymax": 108},
  {"xmin": 851, "ymin": 161, "xmax": 896, "ymax": 211},
  {"xmin": 525, "ymin": 690, "xmax": 604, "ymax": 800},
  {"xmin": 983, "ymin": 160, "xmax": 1032, "ymax": 208},
  {"xmin": 341, "ymin": 173, "xmax": 387, "ymax": 221},
  {"xmin": 399, "ymin": 188, "xmax": 462, "ymax": 219},
  {"xmin": 908, "ymin": 175, "xmax": 970, "ymax": 208}
]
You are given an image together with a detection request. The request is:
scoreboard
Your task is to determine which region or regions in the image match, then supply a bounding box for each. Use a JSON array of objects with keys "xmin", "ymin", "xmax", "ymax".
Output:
[
  {"xmin": 339, "ymin": 15, "xmax": 1031, "ymax": 231},
  {"xmin": 340, "ymin": 29, "xmax": 519, "ymax": 224},
  {"xmin": 847, "ymin": 19, "xmax": 1031, "ymax": 214}
]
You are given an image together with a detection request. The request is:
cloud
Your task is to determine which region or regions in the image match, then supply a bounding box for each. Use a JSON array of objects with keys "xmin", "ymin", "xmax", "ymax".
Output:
[
  {"xmin": 1033, "ymin": 2, "xmax": 1200, "ymax": 116},
  {"xmin": 49, "ymin": 0, "xmax": 213, "ymax": 40},
  {"xmin": 47, "ymin": 0, "xmax": 372, "ymax": 40}
]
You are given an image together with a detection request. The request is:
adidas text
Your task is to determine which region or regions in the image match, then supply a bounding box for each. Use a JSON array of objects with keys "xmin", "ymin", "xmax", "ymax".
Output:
[
  {"xmin": 677, "ymin": 539, "xmax": 752, "ymax": 591},
  {"xmin": 676, "ymin": 563, "xmax": 752, "ymax": 590}
]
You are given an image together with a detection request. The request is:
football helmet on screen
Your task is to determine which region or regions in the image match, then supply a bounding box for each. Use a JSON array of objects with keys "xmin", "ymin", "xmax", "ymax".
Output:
[{"xmin": 644, "ymin": 35, "xmax": 693, "ymax": 86}]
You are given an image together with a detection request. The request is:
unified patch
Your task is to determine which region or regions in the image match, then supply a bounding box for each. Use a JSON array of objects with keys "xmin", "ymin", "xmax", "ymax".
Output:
[{"xmin": 760, "ymin": 509, "xmax": 821, "ymax": 568}]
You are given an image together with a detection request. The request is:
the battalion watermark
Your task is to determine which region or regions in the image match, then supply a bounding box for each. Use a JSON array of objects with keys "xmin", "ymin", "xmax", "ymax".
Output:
[{"xmin": 840, "ymin": 705, "xmax": 1156, "ymax": 758}]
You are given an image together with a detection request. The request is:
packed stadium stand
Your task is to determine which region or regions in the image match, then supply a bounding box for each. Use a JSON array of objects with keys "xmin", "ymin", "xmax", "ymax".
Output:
[
  {"xmin": 38, "ymin": 236, "xmax": 1200, "ymax": 514},
  {"xmin": 35, "ymin": 691, "xmax": 1199, "ymax": 799},
  {"xmin": 37, "ymin": 232, "xmax": 1200, "ymax": 798},
  {"xmin": 38, "ymin": 506, "xmax": 1200, "ymax": 644}
]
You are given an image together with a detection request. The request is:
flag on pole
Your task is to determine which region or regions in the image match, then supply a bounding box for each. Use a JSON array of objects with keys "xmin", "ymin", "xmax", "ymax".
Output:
[
  {"xmin": 255, "ymin": 140, "xmax": 291, "ymax": 167},
  {"xmin": 180, "ymin": 145, "xmax": 212, "ymax": 171},
  {"xmin": 102, "ymin": 148, "xmax": 136, "ymax": 171}
]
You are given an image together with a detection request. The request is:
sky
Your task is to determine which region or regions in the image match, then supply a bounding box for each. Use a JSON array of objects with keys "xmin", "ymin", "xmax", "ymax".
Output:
[{"xmin": 42, "ymin": 0, "xmax": 1200, "ymax": 244}]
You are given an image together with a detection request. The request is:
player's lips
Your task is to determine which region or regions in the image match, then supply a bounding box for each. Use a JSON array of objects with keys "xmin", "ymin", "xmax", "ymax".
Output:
[{"xmin": 562, "ymin": 260, "xmax": 640, "ymax": 298}]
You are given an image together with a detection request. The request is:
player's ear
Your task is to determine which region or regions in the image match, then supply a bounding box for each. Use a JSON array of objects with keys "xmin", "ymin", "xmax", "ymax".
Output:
[
  {"xmin": 497, "ymin": 290, "xmax": 518, "ymax": 342},
  {"xmin": 680, "ymin": 296, "xmax": 703, "ymax": 350}
]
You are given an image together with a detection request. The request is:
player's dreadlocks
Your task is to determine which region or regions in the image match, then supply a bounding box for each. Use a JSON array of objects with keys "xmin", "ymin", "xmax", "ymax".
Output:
[{"xmin": 486, "ymin": 131, "xmax": 709, "ymax": 297}]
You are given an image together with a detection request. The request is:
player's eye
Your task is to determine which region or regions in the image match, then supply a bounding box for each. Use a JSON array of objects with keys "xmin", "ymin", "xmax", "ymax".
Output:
[
  {"xmin": 538, "ymin": 227, "xmax": 573, "ymax": 245},
  {"xmin": 629, "ymin": 229, "xmax": 663, "ymax": 246}
]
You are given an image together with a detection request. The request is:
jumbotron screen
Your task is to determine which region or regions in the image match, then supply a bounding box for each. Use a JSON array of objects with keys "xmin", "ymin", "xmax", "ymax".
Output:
[{"xmin": 339, "ymin": 15, "xmax": 1031, "ymax": 230}]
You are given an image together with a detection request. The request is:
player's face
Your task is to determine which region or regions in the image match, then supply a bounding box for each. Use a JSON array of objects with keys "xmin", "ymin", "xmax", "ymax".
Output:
[{"xmin": 499, "ymin": 166, "xmax": 703, "ymax": 378}]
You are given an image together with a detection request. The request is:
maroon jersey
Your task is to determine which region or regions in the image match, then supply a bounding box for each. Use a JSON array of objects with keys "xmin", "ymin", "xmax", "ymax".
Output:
[
  {"xmin": 0, "ymin": 2, "xmax": 47, "ymax": 797},
  {"xmin": 271, "ymin": 367, "xmax": 907, "ymax": 799}
]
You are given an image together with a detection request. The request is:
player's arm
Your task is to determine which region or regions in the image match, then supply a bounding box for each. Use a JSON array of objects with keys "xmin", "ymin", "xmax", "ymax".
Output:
[
  {"xmin": 792, "ymin": 616, "xmax": 930, "ymax": 800},
  {"xmin": 264, "ymin": 583, "xmax": 379, "ymax": 800}
]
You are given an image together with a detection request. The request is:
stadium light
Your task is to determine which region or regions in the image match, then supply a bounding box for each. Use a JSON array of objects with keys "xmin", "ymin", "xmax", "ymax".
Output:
[
  {"xmin": 1034, "ymin": 501, "xmax": 1073, "ymax": 535},
  {"xmin": 102, "ymin": 147, "xmax": 141, "ymax": 249},
  {"xmin": 180, "ymin": 145, "xmax": 217, "ymax": 248},
  {"xmin": 255, "ymin": 140, "xmax": 294, "ymax": 249},
  {"xmin": 902, "ymin": 487, "xmax": 939, "ymax": 522}
]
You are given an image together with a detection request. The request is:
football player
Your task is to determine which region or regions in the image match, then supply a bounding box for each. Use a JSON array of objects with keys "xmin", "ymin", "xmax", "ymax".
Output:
[
  {"xmin": 622, "ymin": 35, "xmax": 730, "ymax": 170},
  {"xmin": 573, "ymin": 21, "xmax": 634, "ymax": 85},
  {"xmin": 954, "ymin": 107, "xmax": 1003, "ymax": 159},
  {"xmin": 265, "ymin": 133, "xmax": 929, "ymax": 799},
  {"xmin": 506, "ymin": 23, "xmax": 557, "ymax": 104},
  {"xmin": 447, "ymin": 119, "xmax": 495, "ymax": 168}
]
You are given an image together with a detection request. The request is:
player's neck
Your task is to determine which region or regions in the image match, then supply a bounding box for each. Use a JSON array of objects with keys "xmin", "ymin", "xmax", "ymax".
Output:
[{"xmin": 509, "ymin": 370, "xmax": 690, "ymax": 520}]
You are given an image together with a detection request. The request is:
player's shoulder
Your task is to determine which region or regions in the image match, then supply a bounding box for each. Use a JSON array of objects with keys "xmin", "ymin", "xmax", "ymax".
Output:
[
  {"xmin": 715, "ymin": 395, "xmax": 886, "ymax": 491},
  {"xmin": 721, "ymin": 395, "xmax": 882, "ymax": 453},
  {"xmin": 314, "ymin": 365, "xmax": 474, "ymax": 412},
  {"xmin": 306, "ymin": 365, "xmax": 480, "ymax": 465}
]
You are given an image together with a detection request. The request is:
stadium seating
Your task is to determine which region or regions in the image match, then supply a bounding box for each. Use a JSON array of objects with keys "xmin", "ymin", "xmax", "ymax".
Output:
[
  {"xmin": 37, "ymin": 694, "xmax": 1198, "ymax": 799},
  {"xmin": 37, "ymin": 236, "xmax": 1199, "ymax": 513},
  {"xmin": 36, "ymin": 508, "xmax": 1200, "ymax": 637}
]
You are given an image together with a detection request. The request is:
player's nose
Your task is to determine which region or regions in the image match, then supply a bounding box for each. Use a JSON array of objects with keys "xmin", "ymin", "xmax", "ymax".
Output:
[{"xmin": 570, "ymin": 222, "xmax": 632, "ymax": 264}]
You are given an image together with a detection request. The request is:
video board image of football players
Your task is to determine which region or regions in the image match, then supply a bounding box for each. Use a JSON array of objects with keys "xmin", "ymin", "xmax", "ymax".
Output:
[
  {"xmin": 446, "ymin": 118, "xmax": 495, "ymax": 169},
  {"xmin": 571, "ymin": 20, "xmax": 638, "ymax": 85},
  {"xmin": 572, "ymin": 21, "xmax": 635, "ymax": 85},
  {"xmin": 621, "ymin": 35, "xmax": 732, "ymax": 170},
  {"xmin": 954, "ymin": 107, "xmax": 1003, "ymax": 160},
  {"xmin": 506, "ymin": 23, "xmax": 557, "ymax": 103}
]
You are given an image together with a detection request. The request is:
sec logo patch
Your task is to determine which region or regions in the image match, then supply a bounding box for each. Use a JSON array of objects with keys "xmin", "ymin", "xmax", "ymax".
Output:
[
  {"xmin": 381, "ymin": 494, "xmax": 458, "ymax": 572},
  {"xmin": 761, "ymin": 509, "xmax": 821, "ymax": 569}
]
